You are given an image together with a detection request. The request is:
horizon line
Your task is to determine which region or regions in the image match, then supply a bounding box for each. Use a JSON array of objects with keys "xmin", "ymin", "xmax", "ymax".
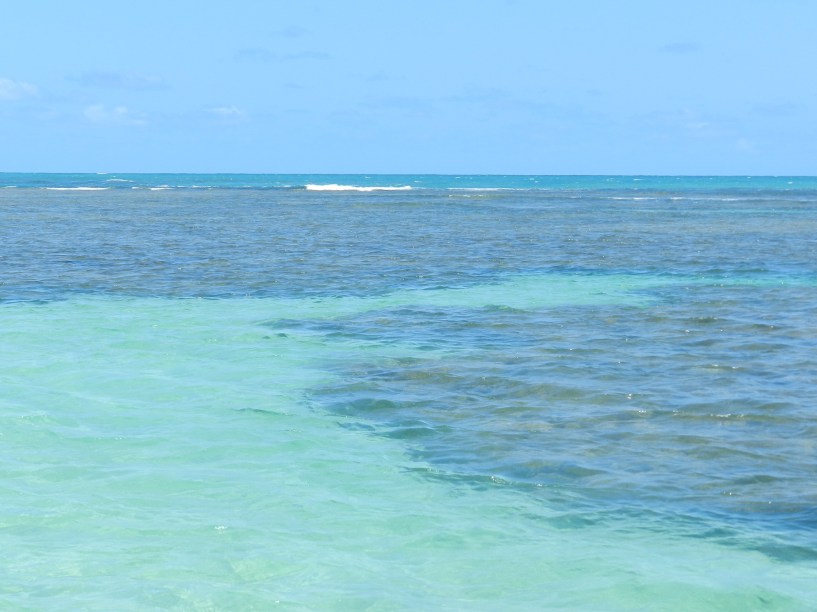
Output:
[{"xmin": 1, "ymin": 171, "xmax": 816, "ymax": 178}]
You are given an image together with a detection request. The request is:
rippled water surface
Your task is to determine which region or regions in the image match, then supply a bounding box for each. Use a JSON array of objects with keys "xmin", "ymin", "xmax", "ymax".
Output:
[{"xmin": 1, "ymin": 178, "xmax": 816, "ymax": 609}]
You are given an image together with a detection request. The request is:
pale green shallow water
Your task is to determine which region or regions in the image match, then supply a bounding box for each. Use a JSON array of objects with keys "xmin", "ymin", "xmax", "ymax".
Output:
[
  {"xmin": 1, "ymin": 288, "xmax": 815, "ymax": 610},
  {"xmin": 2, "ymin": 179, "xmax": 817, "ymax": 609}
]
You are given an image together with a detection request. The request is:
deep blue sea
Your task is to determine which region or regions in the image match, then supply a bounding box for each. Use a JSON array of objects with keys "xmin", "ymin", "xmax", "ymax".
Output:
[{"xmin": 2, "ymin": 174, "xmax": 816, "ymax": 609}]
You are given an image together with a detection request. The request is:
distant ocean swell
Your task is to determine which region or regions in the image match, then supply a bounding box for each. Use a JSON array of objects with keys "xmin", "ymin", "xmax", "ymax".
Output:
[{"xmin": 4, "ymin": 172, "xmax": 817, "ymax": 193}]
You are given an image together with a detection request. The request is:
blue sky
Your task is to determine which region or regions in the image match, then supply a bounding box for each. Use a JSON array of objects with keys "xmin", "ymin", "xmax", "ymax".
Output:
[{"xmin": 1, "ymin": 0, "xmax": 815, "ymax": 174}]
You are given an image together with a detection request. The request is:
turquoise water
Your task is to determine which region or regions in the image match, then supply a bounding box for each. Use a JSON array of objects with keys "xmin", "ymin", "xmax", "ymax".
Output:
[
  {"xmin": 3, "ymin": 172, "xmax": 817, "ymax": 191},
  {"xmin": 2, "ymin": 176, "xmax": 817, "ymax": 609}
]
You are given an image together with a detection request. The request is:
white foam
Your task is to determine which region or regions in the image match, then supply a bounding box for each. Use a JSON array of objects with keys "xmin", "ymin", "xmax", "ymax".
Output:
[
  {"xmin": 305, "ymin": 184, "xmax": 412, "ymax": 192},
  {"xmin": 44, "ymin": 187, "xmax": 109, "ymax": 191},
  {"xmin": 448, "ymin": 187, "xmax": 520, "ymax": 191},
  {"xmin": 105, "ymin": 178, "xmax": 133, "ymax": 183}
]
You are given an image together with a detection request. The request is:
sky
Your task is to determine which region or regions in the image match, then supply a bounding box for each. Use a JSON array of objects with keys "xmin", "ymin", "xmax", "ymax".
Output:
[{"xmin": 1, "ymin": 0, "xmax": 815, "ymax": 174}]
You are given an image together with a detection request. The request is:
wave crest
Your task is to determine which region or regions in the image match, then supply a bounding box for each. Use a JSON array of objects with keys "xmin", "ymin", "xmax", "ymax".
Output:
[
  {"xmin": 44, "ymin": 187, "xmax": 109, "ymax": 191},
  {"xmin": 305, "ymin": 184, "xmax": 412, "ymax": 192}
]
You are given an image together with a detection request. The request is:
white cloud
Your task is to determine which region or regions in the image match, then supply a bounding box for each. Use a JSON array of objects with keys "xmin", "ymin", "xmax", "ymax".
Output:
[
  {"xmin": 207, "ymin": 105, "xmax": 246, "ymax": 118},
  {"xmin": 0, "ymin": 78, "xmax": 38, "ymax": 101},
  {"xmin": 205, "ymin": 106, "xmax": 248, "ymax": 123},
  {"xmin": 84, "ymin": 104, "xmax": 147, "ymax": 126},
  {"xmin": 684, "ymin": 120, "xmax": 711, "ymax": 133}
]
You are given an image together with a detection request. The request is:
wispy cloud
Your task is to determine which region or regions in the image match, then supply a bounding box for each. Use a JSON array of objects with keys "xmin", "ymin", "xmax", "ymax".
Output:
[
  {"xmin": 442, "ymin": 87, "xmax": 588, "ymax": 122},
  {"xmin": 71, "ymin": 71, "xmax": 167, "ymax": 90},
  {"xmin": 284, "ymin": 51, "xmax": 330, "ymax": 61},
  {"xmin": 0, "ymin": 77, "xmax": 38, "ymax": 101},
  {"xmin": 235, "ymin": 47, "xmax": 331, "ymax": 62},
  {"xmin": 752, "ymin": 101, "xmax": 800, "ymax": 117},
  {"xmin": 634, "ymin": 108, "xmax": 735, "ymax": 142},
  {"xmin": 84, "ymin": 104, "xmax": 147, "ymax": 126},
  {"xmin": 658, "ymin": 42, "xmax": 701, "ymax": 54},
  {"xmin": 735, "ymin": 137, "xmax": 756, "ymax": 152},
  {"xmin": 235, "ymin": 48, "xmax": 277, "ymax": 62},
  {"xmin": 684, "ymin": 120, "xmax": 713, "ymax": 136},
  {"xmin": 365, "ymin": 72, "xmax": 390, "ymax": 83},
  {"xmin": 206, "ymin": 105, "xmax": 247, "ymax": 119},
  {"xmin": 361, "ymin": 95, "xmax": 433, "ymax": 114},
  {"xmin": 270, "ymin": 25, "xmax": 306, "ymax": 38}
]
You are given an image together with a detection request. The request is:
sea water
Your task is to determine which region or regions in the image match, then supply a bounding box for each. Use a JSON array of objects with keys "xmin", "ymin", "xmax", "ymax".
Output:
[{"xmin": 1, "ymin": 175, "xmax": 816, "ymax": 609}]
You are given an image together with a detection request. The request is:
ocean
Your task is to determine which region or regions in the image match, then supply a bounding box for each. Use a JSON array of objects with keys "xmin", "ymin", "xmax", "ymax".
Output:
[{"xmin": 1, "ymin": 174, "xmax": 816, "ymax": 609}]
